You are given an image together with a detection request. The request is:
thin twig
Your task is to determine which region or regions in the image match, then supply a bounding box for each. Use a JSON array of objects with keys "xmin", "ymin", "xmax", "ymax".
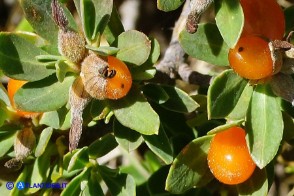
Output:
[{"xmin": 155, "ymin": 0, "xmax": 211, "ymax": 86}]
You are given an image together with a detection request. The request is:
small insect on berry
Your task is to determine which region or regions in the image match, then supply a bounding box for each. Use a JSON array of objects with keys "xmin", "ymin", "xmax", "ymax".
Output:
[
  {"xmin": 80, "ymin": 54, "xmax": 132, "ymax": 100},
  {"xmin": 207, "ymin": 127, "xmax": 256, "ymax": 185},
  {"xmin": 229, "ymin": 35, "xmax": 282, "ymax": 80}
]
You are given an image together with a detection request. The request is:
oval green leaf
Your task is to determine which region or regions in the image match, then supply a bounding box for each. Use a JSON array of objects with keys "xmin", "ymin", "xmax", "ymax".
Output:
[
  {"xmin": 61, "ymin": 167, "xmax": 90, "ymax": 196},
  {"xmin": 35, "ymin": 127, "xmax": 53, "ymax": 157},
  {"xmin": 116, "ymin": 30, "xmax": 151, "ymax": 66},
  {"xmin": 67, "ymin": 147, "xmax": 89, "ymax": 172},
  {"xmin": 157, "ymin": 0, "xmax": 185, "ymax": 11},
  {"xmin": 143, "ymin": 126, "xmax": 173, "ymax": 164},
  {"xmin": 215, "ymin": 0, "xmax": 244, "ymax": 48},
  {"xmin": 165, "ymin": 135, "xmax": 214, "ymax": 194},
  {"xmin": 246, "ymin": 85, "xmax": 284, "ymax": 169},
  {"xmin": 14, "ymin": 75, "xmax": 75, "ymax": 112},
  {"xmin": 98, "ymin": 168, "xmax": 136, "ymax": 196},
  {"xmin": 88, "ymin": 133, "xmax": 118, "ymax": 159},
  {"xmin": 20, "ymin": 0, "xmax": 59, "ymax": 54},
  {"xmin": 113, "ymin": 119, "xmax": 143, "ymax": 152},
  {"xmin": 0, "ymin": 32, "xmax": 55, "ymax": 81},
  {"xmin": 160, "ymin": 85, "xmax": 199, "ymax": 113},
  {"xmin": 103, "ymin": 5, "xmax": 125, "ymax": 46},
  {"xmin": 227, "ymin": 84, "xmax": 253, "ymax": 120},
  {"xmin": 208, "ymin": 70, "xmax": 248, "ymax": 119},
  {"xmin": 179, "ymin": 23, "xmax": 230, "ymax": 66},
  {"xmin": 109, "ymin": 88, "xmax": 160, "ymax": 135},
  {"xmin": 0, "ymin": 83, "xmax": 10, "ymax": 106}
]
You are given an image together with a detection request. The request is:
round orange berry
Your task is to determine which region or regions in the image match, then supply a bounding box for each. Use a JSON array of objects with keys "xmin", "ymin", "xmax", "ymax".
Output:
[
  {"xmin": 7, "ymin": 79, "xmax": 40, "ymax": 118},
  {"xmin": 106, "ymin": 56, "xmax": 132, "ymax": 100},
  {"xmin": 228, "ymin": 36, "xmax": 274, "ymax": 80},
  {"xmin": 81, "ymin": 54, "xmax": 132, "ymax": 100},
  {"xmin": 207, "ymin": 127, "xmax": 256, "ymax": 185},
  {"xmin": 240, "ymin": 0, "xmax": 285, "ymax": 40}
]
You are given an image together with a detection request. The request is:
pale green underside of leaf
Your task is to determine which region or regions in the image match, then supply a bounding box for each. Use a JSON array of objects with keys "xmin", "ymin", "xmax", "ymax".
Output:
[
  {"xmin": 180, "ymin": 23, "xmax": 230, "ymax": 66},
  {"xmin": 157, "ymin": 0, "xmax": 185, "ymax": 11},
  {"xmin": 246, "ymin": 85, "xmax": 284, "ymax": 169},
  {"xmin": 208, "ymin": 70, "xmax": 248, "ymax": 119},
  {"xmin": 215, "ymin": 0, "xmax": 244, "ymax": 48},
  {"xmin": 116, "ymin": 30, "xmax": 151, "ymax": 66},
  {"xmin": 14, "ymin": 75, "xmax": 75, "ymax": 112},
  {"xmin": 109, "ymin": 88, "xmax": 160, "ymax": 135},
  {"xmin": 0, "ymin": 32, "xmax": 55, "ymax": 81},
  {"xmin": 166, "ymin": 135, "xmax": 214, "ymax": 194}
]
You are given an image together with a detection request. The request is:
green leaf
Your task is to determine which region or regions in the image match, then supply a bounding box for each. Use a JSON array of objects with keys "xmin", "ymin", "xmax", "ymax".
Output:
[
  {"xmin": 207, "ymin": 70, "xmax": 248, "ymax": 119},
  {"xmin": 20, "ymin": 0, "xmax": 77, "ymax": 54},
  {"xmin": 116, "ymin": 30, "xmax": 151, "ymax": 66},
  {"xmin": 0, "ymin": 32, "xmax": 55, "ymax": 81},
  {"xmin": 104, "ymin": 5, "xmax": 125, "ymax": 46},
  {"xmin": 246, "ymin": 85, "xmax": 284, "ymax": 169},
  {"xmin": 0, "ymin": 125, "xmax": 18, "ymax": 157},
  {"xmin": 143, "ymin": 126, "xmax": 173, "ymax": 164},
  {"xmin": 99, "ymin": 167, "xmax": 136, "ymax": 196},
  {"xmin": 109, "ymin": 88, "xmax": 160, "ymax": 135},
  {"xmin": 61, "ymin": 167, "xmax": 90, "ymax": 196},
  {"xmin": 86, "ymin": 45, "xmax": 119, "ymax": 56},
  {"xmin": 143, "ymin": 84, "xmax": 170, "ymax": 104},
  {"xmin": 81, "ymin": 170, "xmax": 104, "ymax": 196},
  {"xmin": 67, "ymin": 147, "xmax": 89, "ymax": 172},
  {"xmin": 11, "ymin": 166, "xmax": 30, "ymax": 195},
  {"xmin": 237, "ymin": 168, "xmax": 268, "ymax": 196},
  {"xmin": 284, "ymin": 6, "xmax": 294, "ymax": 33},
  {"xmin": 35, "ymin": 127, "xmax": 53, "ymax": 157},
  {"xmin": 131, "ymin": 67, "xmax": 156, "ymax": 81},
  {"xmin": 207, "ymin": 119, "xmax": 244, "ymax": 135},
  {"xmin": 113, "ymin": 119, "xmax": 143, "ymax": 152},
  {"xmin": 180, "ymin": 23, "xmax": 230, "ymax": 66},
  {"xmin": 39, "ymin": 106, "xmax": 70, "ymax": 130},
  {"xmin": 76, "ymin": 0, "xmax": 112, "ymax": 44},
  {"xmin": 161, "ymin": 85, "xmax": 199, "ymax": 113},
  {"xmin": 0, "ymin": 82, "xmax": 10, "ymax": 106},
  {"xmin": 14, "ymin": 75, "xmax": 75, "ymax": 112},
  {"xmin": 144, "ymin": 37, "xmax": 161, "ymax": 66},
  {"xmin": 157, "ymin": 0, "xmax": 185, "ymax": 11},
  {"xmin": 165, "ymin": 135, "xmax": 214, "ymax": 194},
  {"xmin": 0, "ymin": 101, "xmax": 9, "ymax": 127},
  {"xmin": 20, "ymin": 0, "xmax": 59, "ymax": 54},
  {"xmin": 88, "ymin": 134, "xmax": 118, "ymax": 159},
  {"xmin": 144, "ymin": 84, "xmax": 199, "ymax": 113},
  {"xmin": 227, "ymin": 84, "xmax": 253, "ymax": 120},
  {"xmin": 215, "ymin": 0, "xmax": 244, "ymax": 48},
  {"xmin": 25, "ymin": 144, "xmax": 55, "ymax": 194},
  {"xmin": 15, "ymin": 18, "xmax": 33, "ymax": 32}
]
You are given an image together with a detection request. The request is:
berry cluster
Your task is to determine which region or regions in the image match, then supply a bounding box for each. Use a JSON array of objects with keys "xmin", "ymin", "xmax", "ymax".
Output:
[{"xmin": 208, "ymin": 0, "xmax": 286, "ymax": 185}]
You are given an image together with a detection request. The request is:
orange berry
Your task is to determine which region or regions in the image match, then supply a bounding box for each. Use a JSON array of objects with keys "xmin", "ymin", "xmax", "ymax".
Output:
[
  {"xmin": 106, "ymin": 56, "xmax": 132, "ymax": 100},
  {"xmin": 81, "ymin": 54, "xmax": 132, "ymax": 100},
  {"xmin": 228, "ymin": 36, "xmax": 274, "ymax": 80},
  {"xmin": 207, "ymin": 127, "xmax": 256, "ymax": 185},
  {"xmin": 7, "ymin": 79, "xmax": 40, "ymax": 118},
  {"xmin": 240, "ymin": 0, "xmax": 285, "ymax": 40}
]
